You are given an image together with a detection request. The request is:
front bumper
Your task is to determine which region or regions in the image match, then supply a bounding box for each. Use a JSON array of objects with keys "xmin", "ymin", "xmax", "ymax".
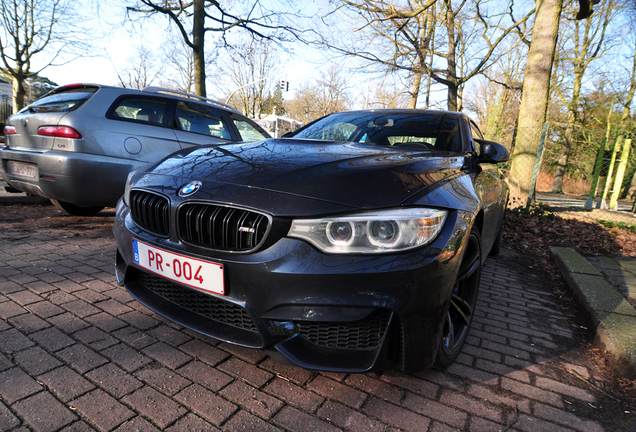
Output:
[
  {"xmin": 0, "ymin": 147, "xmax": 144, "ymax": 207},
  {"xmin": 113, "ymin": 200, "xmax": 471, "ymax": 373}
]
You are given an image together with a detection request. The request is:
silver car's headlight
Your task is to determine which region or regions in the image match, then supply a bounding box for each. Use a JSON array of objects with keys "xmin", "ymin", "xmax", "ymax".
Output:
[
  {"xmin": 123, "ymin": 171, "xmax": 136, "ymax": 207},
  {"xmin": 288, "ymin": 208, "xmax": 447, "ymax": 254}
]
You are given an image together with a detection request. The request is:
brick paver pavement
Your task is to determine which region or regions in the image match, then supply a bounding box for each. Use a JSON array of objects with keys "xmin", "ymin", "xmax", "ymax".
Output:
[{"xmin": 0, "ymin": 203, "xmax": 632, "ymax": 431}]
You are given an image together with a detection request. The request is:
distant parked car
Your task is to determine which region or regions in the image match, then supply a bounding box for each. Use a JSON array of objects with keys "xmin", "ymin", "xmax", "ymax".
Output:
[
  {"xmin": 113, "ymin": 109, "xmax": 509, "ymax": 373},
  {"xmin": 0, "ymin": 84, "xmax": 269, "ymax": 215}
]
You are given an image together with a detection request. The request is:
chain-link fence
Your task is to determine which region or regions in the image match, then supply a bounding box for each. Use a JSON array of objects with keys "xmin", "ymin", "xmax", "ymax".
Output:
[{"xmin": 495, "ymin": 124, "xmax": 636, "ymax": 226}]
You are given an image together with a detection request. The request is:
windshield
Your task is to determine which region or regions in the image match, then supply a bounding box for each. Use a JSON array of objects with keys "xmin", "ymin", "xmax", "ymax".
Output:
[
  {"xmin": 292, "ymin": 111, "xmax": 463, "ymax": 154},
  {"xmin": 23, "ymin": 86, "xmax": 98, "ymax": 113}
]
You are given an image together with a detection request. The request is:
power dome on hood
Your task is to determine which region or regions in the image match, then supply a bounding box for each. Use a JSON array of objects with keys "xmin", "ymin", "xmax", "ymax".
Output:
[{"xmin": 147, "ymin": 139, "xmax": 465, "ymax": 208}]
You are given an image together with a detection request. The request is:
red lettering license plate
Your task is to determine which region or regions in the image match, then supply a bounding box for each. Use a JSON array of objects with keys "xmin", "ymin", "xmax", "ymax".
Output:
[
  {"xmin": 132, "ymin": 239, "xmax": 225, "ymax": 295},
  {"xmin": 8, "ymin": 161, "xmax": 38, "ymax": 179}
]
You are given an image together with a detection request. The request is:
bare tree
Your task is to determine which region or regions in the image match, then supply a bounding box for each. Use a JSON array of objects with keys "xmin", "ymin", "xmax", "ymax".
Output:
[
  {"xmin": 286, "ymin": 66, "xmax": 352, "ymax": 122},
  {"xmin": 126, "ymin": 0, "xmax": 298, "ymax": 97},
  {"xmin": 0, "ymin": 0, "xmax": 86, "ymax": 110},
  {"xmin": 223, "ymin": 40, "xmax": 277, "ymax": 118},
  {"xmin": 160, "ymin": 37, "xmax": 196, "ymax": 93},
  {"xmin": 549, "ymin": 0, "xmax": 615, "ymax": 193},
  {"xmin": 119, "ymin": 46, "xmax": 160, "ymax": 89},
  {"xmin": 368, "ymin": 79, "xmax": 411, "ymax": 108},
  {"xmin": 508, "ymin": 0, "xmax": 605, "ymax": 206},
  {"xmin": 321, "ymin": 0, "xmax": 534, "ymax": 111}
]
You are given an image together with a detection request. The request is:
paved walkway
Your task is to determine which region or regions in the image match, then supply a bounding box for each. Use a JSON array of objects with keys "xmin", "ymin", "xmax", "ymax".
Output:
[{"xmin": 0, "ymin": 202, "xmax": 633, "ymax": 431}]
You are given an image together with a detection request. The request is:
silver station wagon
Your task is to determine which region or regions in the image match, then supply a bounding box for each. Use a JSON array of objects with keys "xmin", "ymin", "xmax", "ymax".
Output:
[{"xmin": 0, "ymin": 84, "xmax": 269, "ymax": 215}]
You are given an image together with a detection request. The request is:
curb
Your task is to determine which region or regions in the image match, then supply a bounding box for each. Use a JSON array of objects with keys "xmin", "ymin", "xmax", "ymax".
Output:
[{"xmin": 551, "ymin": 246, "xmax": 636, "ymax": 378}]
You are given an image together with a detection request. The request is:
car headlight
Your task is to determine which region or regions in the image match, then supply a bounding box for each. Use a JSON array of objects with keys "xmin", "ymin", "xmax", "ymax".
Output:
[
  {"xmin": 123, "ymin": 170, "xmax": 136, "ymax": 207},
  {"xmin": 288, "ymin": 208, "xmax": 447, "ymax": 253}
]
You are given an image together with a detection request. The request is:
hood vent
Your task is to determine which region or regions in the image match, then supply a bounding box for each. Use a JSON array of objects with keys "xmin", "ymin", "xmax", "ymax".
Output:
[
  {"xmin": 130, "ymin": 190, "xmax": 170, "ymax": 236},
  {"xmin": 178, "ymin": 203, "xmax": 269, "ymax": 252}
]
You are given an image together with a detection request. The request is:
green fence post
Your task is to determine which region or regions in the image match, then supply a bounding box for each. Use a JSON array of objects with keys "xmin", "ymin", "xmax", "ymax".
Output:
[
  {"xmin": 588, "ymin": 134, "xmax": 607, "ymax": 198},
  {"xmin": 598, "ymin": 135, "xmax": 623, "ymax": 209},
  {"xmin": 526, "ymin": 123, "xmax": 549, "ymax": 210},
  {"xmin": 609, "ymin": 138, "xmax": 632, "ymax": 210}
]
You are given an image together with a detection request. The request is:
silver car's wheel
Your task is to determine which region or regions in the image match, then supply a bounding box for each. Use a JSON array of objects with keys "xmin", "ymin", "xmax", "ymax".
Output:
[
  {"xmin": 435, "ymin": 227, "xmax": 482, "ymax": 368},
  {"xmin": 51, "ymin": 199, "xmax": 104, "ymax": 216}
]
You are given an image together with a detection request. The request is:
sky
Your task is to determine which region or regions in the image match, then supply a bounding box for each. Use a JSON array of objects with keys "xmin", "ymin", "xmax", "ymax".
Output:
[
  {"xmin": 35, "ymin": 0, "xmax": 352, "ymax": 104},
  {"xmin": 29, "ymin": 0, "xmax": 457, "ymax": 112}
]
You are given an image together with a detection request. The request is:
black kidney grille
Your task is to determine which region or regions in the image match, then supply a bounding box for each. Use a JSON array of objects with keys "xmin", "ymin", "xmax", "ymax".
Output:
[
  {"xmin": 137, "ymin": 270, "xmax": 257, "ymax": 333},
  {"xmin": 130, "ymin": 190, "xmax": 170, "ymax": 236},
  {"xmin": 295, "ymin": 310, "xmax": 391, "ymax": 350},
  {"xmin": 179, "ymin": 204, "xmax": 269, "ymax": 251}
]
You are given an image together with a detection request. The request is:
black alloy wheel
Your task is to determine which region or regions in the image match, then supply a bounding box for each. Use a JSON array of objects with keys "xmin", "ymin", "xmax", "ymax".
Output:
[
  {"xmin": 51, "ymin": 199, "xmax": 104, "ymax": 216},
  {"xmin": 435, "ymin": 226, "xmax": 482, "ymax": 368}
]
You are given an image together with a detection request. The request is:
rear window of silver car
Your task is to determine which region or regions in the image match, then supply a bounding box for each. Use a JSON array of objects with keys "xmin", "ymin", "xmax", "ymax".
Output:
[{"xmin": 23, "ymin": 86, "xmax": 98, "ymax": 113}]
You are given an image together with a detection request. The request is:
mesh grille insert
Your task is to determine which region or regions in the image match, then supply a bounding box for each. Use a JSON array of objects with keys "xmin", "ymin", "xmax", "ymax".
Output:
[
  {"xmin": 136, "ymin": 270, "xmax": 257, "ymax": 333},
  {"xmin": 295, "ymin": 310, "xmax": 391, "ymax": 350}
]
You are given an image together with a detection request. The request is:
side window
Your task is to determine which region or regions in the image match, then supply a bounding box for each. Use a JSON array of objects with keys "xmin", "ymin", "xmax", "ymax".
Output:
[
  {"xmin": 107, "ymin": 96, "xmax": 173, "ymax": 127},
  {"xmin": 233, "ymin": 118, "xmax": 269, "ymax": 142},
  {"xmin": 176, "ymin": 101, "xmax": 232, "ymax": 139},
  {"xmin": 470, "ymin": 121, "xmax": 484, "ymax": 154}
]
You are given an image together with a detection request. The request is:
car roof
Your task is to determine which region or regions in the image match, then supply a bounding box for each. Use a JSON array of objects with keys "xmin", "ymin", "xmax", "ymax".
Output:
[
  {"xmin": 43, "ymin": 83, "xmax": 241, "ymax": 115},
  {"xmin": 325, "ymin": 108, "xmax": 467, "ymax": 119}
]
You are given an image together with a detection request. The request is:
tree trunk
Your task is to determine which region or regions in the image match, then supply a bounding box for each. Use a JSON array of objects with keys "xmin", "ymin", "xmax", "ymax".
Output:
[
  {"xmin": 445, "ymin": 0, "xmax": 459, "ymax": 112},
  {"xmin": 508, "ymin": 0, "xmax": 563, "ymax": 207},
  {"xmin": 408, "ymin": 72, "xmax": 422, "ymax": 109},
  {"xmin": 193, "ymin": 0, "xmax": 206, "ymax": 97},
  {"xmin": 551, "ymin": 146, "xmax": 568, "ymax": 193},
  {"xmin": 12, "ymin": 76, "xmax": 26, "ymax": 111}
]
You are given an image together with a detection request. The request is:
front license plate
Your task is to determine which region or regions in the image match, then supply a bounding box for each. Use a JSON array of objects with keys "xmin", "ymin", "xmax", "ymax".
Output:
[
  {"xmin": 8, "ymin": 161, "xmax": 37, "ymax": 179},
  {"xmin": 132, "ymin": 239, "xmax": 225, "ymax": 295}
]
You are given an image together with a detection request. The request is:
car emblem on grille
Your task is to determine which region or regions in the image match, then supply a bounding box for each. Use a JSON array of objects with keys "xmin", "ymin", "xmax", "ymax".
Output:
[{"xmin": 179, "ymin": 181, "xmax": 202, "ymax": 197}]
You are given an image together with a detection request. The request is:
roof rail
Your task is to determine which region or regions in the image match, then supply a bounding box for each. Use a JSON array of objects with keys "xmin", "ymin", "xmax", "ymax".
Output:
[{"xmin": 142, "ymin": 86, "xmax": 240, "ymax": 114}]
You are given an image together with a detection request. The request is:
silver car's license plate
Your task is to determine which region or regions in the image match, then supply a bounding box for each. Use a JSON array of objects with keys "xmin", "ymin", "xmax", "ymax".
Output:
[{"xmin": 8, "ymin": 161, "xmax": 38, "ymax": 179}]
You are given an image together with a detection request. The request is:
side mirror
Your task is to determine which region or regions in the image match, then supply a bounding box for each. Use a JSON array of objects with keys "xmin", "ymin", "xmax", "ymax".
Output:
[{"xmin": 475, "ymin": 139, "xmax": 509, "ymax": 163}]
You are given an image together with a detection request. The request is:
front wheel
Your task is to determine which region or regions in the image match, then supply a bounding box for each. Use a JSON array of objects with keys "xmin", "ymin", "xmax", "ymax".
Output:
[
  {"xmin": 435, "ymin": 226, "xmax": 482, "ymax": 368},
  {"xmin": 51, "ymin": 199, "xmax": 104, "ymax": 216}
]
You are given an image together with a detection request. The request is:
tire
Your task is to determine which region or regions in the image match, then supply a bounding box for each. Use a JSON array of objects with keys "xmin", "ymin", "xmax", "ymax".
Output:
[
  {"xmin": 435, "ymin": 227, "xmax": 482, "ymax": 368},
  {"xmin": 51, "ymin": 199, "xmax": 104, "ymax": 216}
]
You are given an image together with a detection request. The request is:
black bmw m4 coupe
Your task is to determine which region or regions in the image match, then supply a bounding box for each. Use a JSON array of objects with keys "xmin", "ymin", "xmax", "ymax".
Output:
[{"xmin": 113, "ymin": 109, "xmax": 509, "ymax": 373}]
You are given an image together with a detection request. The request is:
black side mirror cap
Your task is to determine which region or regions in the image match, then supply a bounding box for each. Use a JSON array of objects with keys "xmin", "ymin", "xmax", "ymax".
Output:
[{"xmin": 475, "ymin": 139, "xmax": 509, "ymax": 163}]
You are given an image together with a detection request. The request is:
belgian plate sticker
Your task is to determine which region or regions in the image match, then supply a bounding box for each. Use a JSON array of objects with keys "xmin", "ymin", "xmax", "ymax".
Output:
[
  {"xmin": 8, "ymin": 161, "xmax": 37, "ymax": 179},
  {"xmin": 132, "ymin": 238, "xmax": 225, "ymax": 295}
]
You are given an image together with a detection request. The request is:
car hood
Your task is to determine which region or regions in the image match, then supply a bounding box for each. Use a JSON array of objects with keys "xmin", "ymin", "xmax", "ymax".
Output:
[{"xmin": 142, "ymin": 138, "xmax": 466, "ymax": 211}]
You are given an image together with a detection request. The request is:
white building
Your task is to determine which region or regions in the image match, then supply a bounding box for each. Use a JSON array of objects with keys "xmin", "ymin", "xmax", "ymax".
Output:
[
  {"xmin": 256, "ymin": 114, "xmax": 304, "ymax": 138},
  {"xmin": 0, "ymin": 77, "xmax": 12, "ymax": 123}
]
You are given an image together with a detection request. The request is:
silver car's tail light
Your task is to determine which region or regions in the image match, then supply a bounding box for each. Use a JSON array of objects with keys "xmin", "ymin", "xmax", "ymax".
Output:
[
  {"xmin": 37, "ymin": 126, "xmax": 82, "ymax": 139},
  {"xmin": 4, "ymin": 125, "xmax": 17, "ymax": 134}
]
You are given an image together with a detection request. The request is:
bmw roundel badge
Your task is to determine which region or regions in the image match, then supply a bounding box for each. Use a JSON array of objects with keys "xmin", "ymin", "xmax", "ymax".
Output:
[{"xmin": 179, "ymin": 181, "xmax": 202, "ymax": 197}]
